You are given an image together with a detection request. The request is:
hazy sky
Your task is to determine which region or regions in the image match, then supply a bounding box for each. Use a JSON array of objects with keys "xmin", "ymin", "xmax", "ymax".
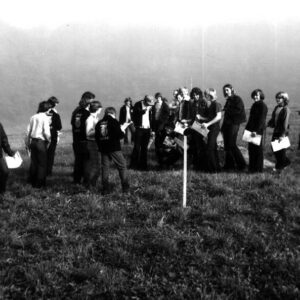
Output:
[
  {"xmin": 1, "ymin": 0, "xmax": 299, "ymax": 29},
  {"xmin": 1, "ymin": 0, "xmax": 300, "ymax": 133}
]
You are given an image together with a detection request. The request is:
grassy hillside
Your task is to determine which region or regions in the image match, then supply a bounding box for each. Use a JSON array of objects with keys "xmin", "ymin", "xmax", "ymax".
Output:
[{"xmin": 1, "ymin": 124, "xmax": 300, "ymax": 299}]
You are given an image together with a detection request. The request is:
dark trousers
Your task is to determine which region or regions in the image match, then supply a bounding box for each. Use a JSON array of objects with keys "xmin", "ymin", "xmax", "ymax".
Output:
[
  {"xmin": 206, "ymin": 127, "xmax": 221, "ymax": 173},
  {"xmin": 84, "ymin": 141, "xmax": 100, "ymax": 187},
  {"xmin": 29, "ymin": 139, "xmax": 48, "ymax": 188},
  {"xmin": 101, "ymin": 151, "xmax": 129, "ymax": 191},
  {"xmin": 274, "ymin": 148, "xmax": 290, "ymax": 170},
  {"xmin": 248, "ymin": 142, "xmax": 264, "ymax": 172},
  {"xmin": 154, "ymin": 130, "xmax": 166, "ymax": 165},
  {"xmin": 190, "ymin": 131, "xmax": 207, "ymax": 171},
  {"xmin": 222, "ymin": 123, "xmax": 246, "ymax": 170},
  {"xmin": 124, "ymin": 124, "xmax": 135, "ymax": 144},
  {"xmin": 72, "ymin": 141, "xmax": 89, "ymax": 184},
  {"xmin": 47, "ymin": 140, "xmax": 57, "ymax": 175},
  {"xmin": 0, "ymin": 158, "xmax": 9, "ymax": 193},
  {"xmin": 130, "ymin": 128, "xmax": 151, "ymax": 170}
]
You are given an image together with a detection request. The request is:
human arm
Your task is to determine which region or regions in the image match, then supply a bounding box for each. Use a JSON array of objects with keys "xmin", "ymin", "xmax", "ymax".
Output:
[{"xmin": 0, "ymin": 123, "xmax": 14, "ymax": 156}]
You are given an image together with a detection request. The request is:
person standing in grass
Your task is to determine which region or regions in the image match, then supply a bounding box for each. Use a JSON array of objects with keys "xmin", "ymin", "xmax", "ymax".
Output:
[
  {"xmin": 130, "ymin": 95, "xmax": 155, "ymax": 171},
  {"xmin": 46, "ymin": 96, "xmax": 62, "ymax": 176},
  {"xmin": 119, "ymin": 97, "xmax": 135, "ymax": 145},
  {"xmin": 84, "ymin": 100, "xmax": 102, "ymax": 188},
  {"xmin": 267, "ymin": 92, "xmax": 291, "ymax": 172},
  {"xmin": 71, "ymin": 92, "xmax": 94, "ymax": 184},
  {"xmin": 201, "ymin": 88, "xmax": 222, "ymax": 173},
  {"xmin": 0, "ymin": 122, "xmax": 15, "ymax": 195},
  {"xmin": 221, "ymin": 84, "xmax": 247, "ymax": 171},
  {"xmin": 152, "ymin": 92, "xmax": 170, "ymax": 166},
  {"xmin": 95, "ymin": 107, "xmax": 129, "ymax": 194},
  {"xmin": 26, "ymin": 101, "xmax": 52, "ymax": 188},
  {"xmin": 245, "ymin": 89, "xmax": 268, "ymax": 173}
]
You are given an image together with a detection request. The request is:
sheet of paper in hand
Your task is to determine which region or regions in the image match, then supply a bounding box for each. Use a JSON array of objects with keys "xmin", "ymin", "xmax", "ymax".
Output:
[
  {"xmin": 242, "ymin": 130, "xmax": 262, "ymax": 146},
  {"xmin": 191, "ymin": 121, "xmax": 209, "ymax": 137},
  {"xmin": 271, "ymin": 136, "xmax": 291, "ymax": 152},
  {"xmin": 5, "ymin": 151, "xmax": 23, "ymax": 169},
  {"xmin": 174, "ymin": 122, "xmax": 187, "ymax": 135}
]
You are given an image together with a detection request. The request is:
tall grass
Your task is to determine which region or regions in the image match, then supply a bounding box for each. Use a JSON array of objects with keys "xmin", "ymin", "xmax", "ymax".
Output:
[{"xmin": 1, "ymin": 112, "xmax": 300, "ymax": 299}]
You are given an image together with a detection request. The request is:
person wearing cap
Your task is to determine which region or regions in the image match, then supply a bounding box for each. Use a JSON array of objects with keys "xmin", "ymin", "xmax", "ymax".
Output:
[
  {"xmin": 71, "ymin": 91, "xmax": 95, "ymax": 184},
  {"xmin": 0, "ymin": 122, "xmax": 15, "ymax": 195},
  {"xmin": 201, "ymin": 88, "xmax": 222, "ymax": 172},
  {"xmin": 84, "ymin": 100, "xmax": 102, "ymax": 187},
  {"xmin": 26, "ymin": 101, "xmax": 52, "ymax": 188},
  {"xmin": 95, "ymin": 107, "xmax": 130, "ymax": 194},
  {"xmin": 221, "ymin": 84, "xmax": 247, "ymax": 171},
  {"xmin": 46, "ymin": 96, "xmax": 62, "ymax": 176},
  {"xmin": 130, "ymin": 95, "xmax": 155, "ymax": 170},
  {"xmin": 119, "ymin": 97, "xmax": 135, "ymax": 144},
  {"xmin": 152, "ymin": 92, "xmax": 170, "ymax": 166},
  {"xmin": 267, "ymin": 91, "xmax": 291, "ymax": 172}
]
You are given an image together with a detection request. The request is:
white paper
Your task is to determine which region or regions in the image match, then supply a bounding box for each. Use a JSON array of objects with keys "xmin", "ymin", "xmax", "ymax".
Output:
[
  {"xmin": 191, "ymin": 121, "xmax": 209, "ymax": 138},
  {"xmin": 174, "ymin": 122, "xmax": 187, "ymax": 135},
  {"xmin": 5, "ymin": 151, "xmax": 23, "ymax": 169},
  {"xmin": 121, "ymin": 121, "xmax": 132, "ymax": 132},
  {"xmin": 271, "ymin": 137, "xmax": 291, "ymax": 152},
  {"xmin": 242, "ymin": 130, "xmax": 262, "ymax": 146}
]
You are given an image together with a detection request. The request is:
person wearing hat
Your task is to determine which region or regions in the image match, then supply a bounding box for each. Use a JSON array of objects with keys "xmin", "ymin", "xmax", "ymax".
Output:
[
  {"xmin": 71, "ymin": 91, "xmax": 95, "ymax": 184},
  {"xmin": 130, "ymin": 95, "xmax": 155, "ymax": 170},
  {"xmin": 0, "ymin": 122, "xmax": 15, "ymax": 195},
  {"xmin": 84, "ymin": 100, "xmax": 102, "ymax": 187},
  {"xmin": 119, "ymin": 97, "xmax": 135, "ymax": 144},
  {"xmin": 46, "ymin": 96, "xmax": 62, "ymax": 176}
]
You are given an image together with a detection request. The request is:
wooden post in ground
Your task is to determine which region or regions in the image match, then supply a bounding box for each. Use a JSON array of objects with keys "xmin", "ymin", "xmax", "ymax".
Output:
[{"xmin": 183, "ymin": 135, "xmax": 187, "ymax": 208}]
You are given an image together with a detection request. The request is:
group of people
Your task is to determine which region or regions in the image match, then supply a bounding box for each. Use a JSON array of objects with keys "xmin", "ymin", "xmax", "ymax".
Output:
[{"xmin": 0, "ymin": 84, "xmax": 293, "ymax": 196}]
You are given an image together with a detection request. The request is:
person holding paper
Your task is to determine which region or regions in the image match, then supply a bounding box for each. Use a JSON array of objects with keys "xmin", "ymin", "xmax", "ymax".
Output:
[
  {"xmin": 202, "ymin": 88, "xmax": 222, "ymax": 172},
  {"xmin": 221, "ymin": 84, "xmax": 247, "ymax": 171},
  {"xmin": 0, "ymin": 122, "xmax": 15, "ymax": 195},
  {"xmin": 119, "ymin": 97, "xmax": 135, "ymax": 144},
  {"xmin": 245, "ymin": 89, "xmax": 268, "ymax": 173},
  {"xmin": 267, "ymin": 92, "xmax": 291, "ymax": 172}
]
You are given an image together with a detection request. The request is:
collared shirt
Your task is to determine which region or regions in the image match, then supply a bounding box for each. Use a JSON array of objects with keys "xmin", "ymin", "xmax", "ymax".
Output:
[
  {"xmin": 141, "ymin": 102, "xmax": 151, "ymax": 129},
  {"xmin": 86, "ymin": 111, "xmax": 101, "ymax": 140},
  {"xmin": 125, "ymin": 106, "xmax": 131, "ymax": 123},
  {"xmin": 27, "ymin": 112, "xmax": 51, "ymax": 142}
]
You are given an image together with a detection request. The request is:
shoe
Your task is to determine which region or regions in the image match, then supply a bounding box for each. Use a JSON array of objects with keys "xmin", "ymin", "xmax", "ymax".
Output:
[{"xmin": 122, "ymin": 183, "xmax": 130, "ymax": 193}]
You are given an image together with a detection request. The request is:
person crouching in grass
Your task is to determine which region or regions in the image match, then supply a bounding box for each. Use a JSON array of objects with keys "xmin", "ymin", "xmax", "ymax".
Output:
[
  {"xmin": 26, "ymin": 101, "xmax": 51, "ymax": 188},
  {"xmin": 95, "ymin": 107, "xmax": 130, "ymax": 195}
]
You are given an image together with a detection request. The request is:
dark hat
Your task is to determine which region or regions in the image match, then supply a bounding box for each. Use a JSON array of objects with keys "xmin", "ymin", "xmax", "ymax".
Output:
[{"xmin": 144, "ymin": 95, "xmax": 155, "ymax": 106}]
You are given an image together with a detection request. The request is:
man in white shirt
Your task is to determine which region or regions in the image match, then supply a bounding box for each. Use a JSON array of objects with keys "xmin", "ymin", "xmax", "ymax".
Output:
[
  {"xmin": 84, "ymin": 100, "xmax": 102, "ymax": 187},
  {"xmin": 130, "ymin": 95, "xmax": 154, "ymax": 170},
  {"xmin": 27, "ymin": 101, "xmax": 52, "ymax": 188}
]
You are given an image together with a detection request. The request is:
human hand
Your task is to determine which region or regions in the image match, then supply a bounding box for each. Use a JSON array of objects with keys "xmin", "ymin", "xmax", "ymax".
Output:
[{"xmin": 251, "ymin": 132, "xmax": 256, "ymax": 137}]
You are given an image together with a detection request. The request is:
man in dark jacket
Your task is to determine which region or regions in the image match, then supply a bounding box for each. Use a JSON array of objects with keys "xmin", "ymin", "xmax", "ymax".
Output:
[
  {"xmin": 130, "ymin": 95, "xmax": 155, "ymax": 170},
  {"xmin": 0, "ymin": 122, "xmax": 15, "ymax": 194},
  {"xmin": 71, "ymin": 91, "xmax": 94, "ymax": 184},
  {"xmin": 47, "ymin": 96, "xmax": 62, "ymax": 175},
  {"xmin": 152, "ymin": 92, "xmax": 170, "ymax": 165},
  {"xmin": 119, "ymin": 97, "xmax": 135, "ymax": 144},
  {"xmin": 95, "ymin": 107, "xmax": 129, "ymax": 194},
  {"xmin": 221, "ymin": 84, "xmax": 247, "ymax": 171}
]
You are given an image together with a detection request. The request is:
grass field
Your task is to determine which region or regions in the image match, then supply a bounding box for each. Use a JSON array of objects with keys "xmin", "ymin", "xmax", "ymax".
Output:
[{"xmin": 1, "ymin": 110, "xmax": 300, "ymax": 299}]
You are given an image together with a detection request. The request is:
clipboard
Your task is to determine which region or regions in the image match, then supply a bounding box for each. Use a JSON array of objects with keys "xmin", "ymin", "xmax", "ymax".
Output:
[
  {"xmin": 271, "ymin": 137, "xmax": 291, "ymax": 152},
  {"xmin": 242, "ymin": 130, "xmax": 262, "ymax": 146}
]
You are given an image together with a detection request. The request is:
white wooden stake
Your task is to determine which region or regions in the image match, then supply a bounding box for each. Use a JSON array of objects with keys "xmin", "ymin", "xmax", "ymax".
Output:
[{"xmin": 183, "ymin": 135, "xmax": 187, "ymax": 208}]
